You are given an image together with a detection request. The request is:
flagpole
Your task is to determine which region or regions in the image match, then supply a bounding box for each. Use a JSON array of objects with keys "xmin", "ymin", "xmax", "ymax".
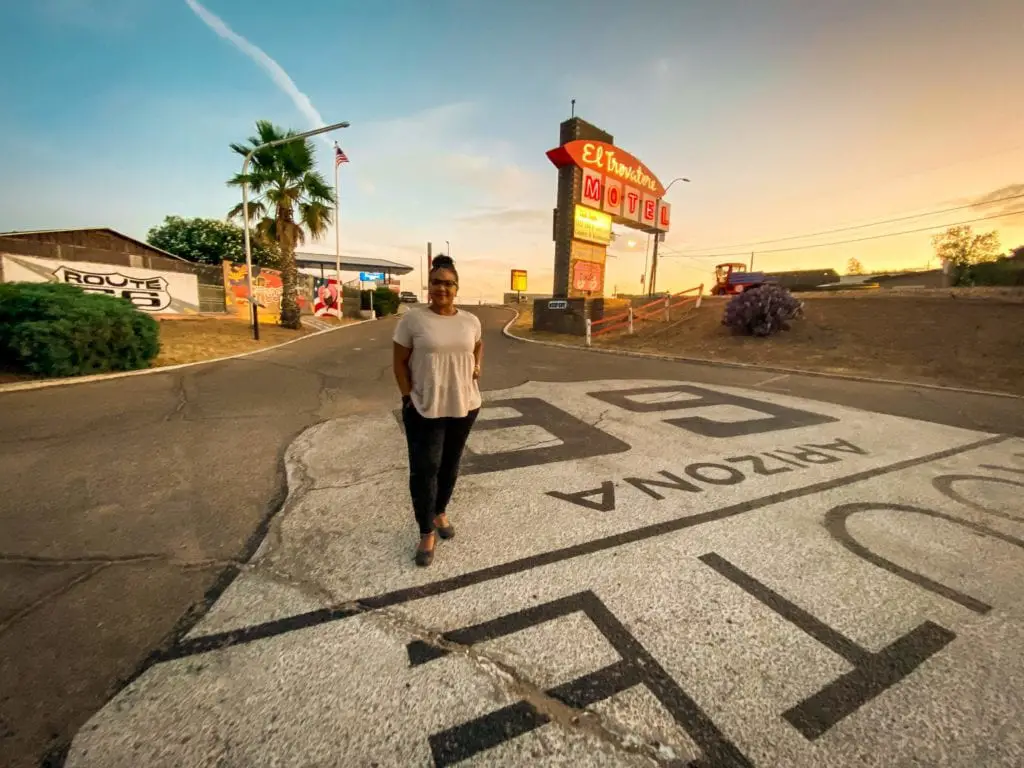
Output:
[{"xmin": 333, "ymin": 142, "xmax": 341, "ymax": 316}]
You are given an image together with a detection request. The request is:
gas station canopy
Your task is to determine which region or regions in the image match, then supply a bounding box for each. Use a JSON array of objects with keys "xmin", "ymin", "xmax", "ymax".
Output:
[{"xmin": 294, "ymin": 252, "xmax": 414, "ymax": 276}]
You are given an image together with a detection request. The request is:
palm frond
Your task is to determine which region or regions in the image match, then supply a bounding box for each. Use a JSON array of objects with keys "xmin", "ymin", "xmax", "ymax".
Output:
[
  {"xmin": 228, "ymin": 120, "xmax": 342, "ymax": 255},
  {"xmin": 300, "ymin": 200, "xmax": 333, "ymax": 238},
  {"xmin": 226, "ymin": 200, "xmax": 267, "ymax": 224},
  {"xmin": 302, "ymin": 171, "xmax": 335, "ymax": 206},
  {"xmin": 255, "ymin": 217, "xmax": 278, "ymax": 244}
]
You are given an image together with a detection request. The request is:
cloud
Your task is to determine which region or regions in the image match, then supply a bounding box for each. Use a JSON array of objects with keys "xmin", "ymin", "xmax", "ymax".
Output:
[
  {"xmin": 343, "ymin": 102, "xmax": 550, "ymax": 211},
  {"xmin": 457, "ymin": 208, "xmax": 551, "ymax": 228},
  {"xmin": 972, "ymin": 183, "xmax": 1024, "ymax": 222},
  {"xmin": 183, "ymin": 0, "xmax": 331, "ymax": 144}
]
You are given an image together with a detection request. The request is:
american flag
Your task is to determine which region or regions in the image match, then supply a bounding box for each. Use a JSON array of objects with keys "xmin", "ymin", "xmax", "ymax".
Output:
[{"xmin": 335, "ymin": 145, "xmax": 350, "ymax": 166}]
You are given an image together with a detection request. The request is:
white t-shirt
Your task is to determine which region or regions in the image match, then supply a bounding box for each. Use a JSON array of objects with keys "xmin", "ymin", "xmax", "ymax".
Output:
[{"xmin": 393, "ymin": 307, "xmax": 482, "ymax": 419}]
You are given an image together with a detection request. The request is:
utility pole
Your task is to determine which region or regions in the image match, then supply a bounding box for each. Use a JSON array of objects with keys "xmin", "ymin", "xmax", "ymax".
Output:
[
  {"xmin": 750, "ymin": 252, "xmax": 755, "ymax": 272},
  {"xmin": 333, "ymin": 141, "xmax": 343, "ymax": 317},
  {"xmin": 425, "ymin": 241, "xmax": 432, "ymax": 302},
  {"xmin": 648, "ymin": 177, "xmax": 690, "ymax": 297},
  {"xmin": 649, "ymin": 230, "xmax": 662, "ymax": 297}
]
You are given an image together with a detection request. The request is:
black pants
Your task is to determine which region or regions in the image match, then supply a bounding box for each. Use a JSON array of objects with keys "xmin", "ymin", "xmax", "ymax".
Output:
[{"xmin": 402, "ymin": 403, "xmax": 479, "ymax": 535}]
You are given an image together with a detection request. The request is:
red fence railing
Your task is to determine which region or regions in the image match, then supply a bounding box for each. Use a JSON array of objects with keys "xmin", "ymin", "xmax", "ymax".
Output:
[{"xmin": 586, "ymin": 284, "xmax": 703, "ymax": 346}]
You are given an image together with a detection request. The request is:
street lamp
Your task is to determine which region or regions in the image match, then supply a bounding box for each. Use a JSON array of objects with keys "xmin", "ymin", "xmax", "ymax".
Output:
[
  {"xmin": 648, "ymin": 177, "xmax": 691, "ymax": 297},
  {"xmin": 445, "ymin": 240, "xmax": 451, "ymax": 257},
  {"xmin": 240, "ymin": 120, "xmax": 351, "ymax": 340}
]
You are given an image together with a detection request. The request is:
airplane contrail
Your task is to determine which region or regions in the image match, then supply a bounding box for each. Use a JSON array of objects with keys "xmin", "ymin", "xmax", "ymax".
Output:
[{"xmin": 183, "ymin": 0, "xmax": 331, "ymax": 144}]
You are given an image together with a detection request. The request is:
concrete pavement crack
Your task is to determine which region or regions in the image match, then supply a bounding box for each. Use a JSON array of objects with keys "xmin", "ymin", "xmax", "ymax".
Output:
[
  {"xmin": 0, "ymin": 553, "xmax": 248, "ymax": 637},
  {"xmin": 165, "ymin": 374, "xmax": 189, "ymax": 421},
  {"xmin": 0, "ymin": 563, "xmax": 108, "ymax": 635},
  {"xmin": 591, "ymin": 407, "xmax": 615, "ymax": 434},
  {"xmin": 0, "ymin": 552, "xmax": 245, "ymax": 571},
  {"xmin": 363, "ymin": 606, "xmax": 688, "ymax": 767}
]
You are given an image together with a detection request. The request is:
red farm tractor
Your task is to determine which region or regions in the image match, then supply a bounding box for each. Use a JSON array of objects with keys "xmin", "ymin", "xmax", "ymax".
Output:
[{"xmin": 711, "ymin": 262, "xmax": 773, "ymax": 296}]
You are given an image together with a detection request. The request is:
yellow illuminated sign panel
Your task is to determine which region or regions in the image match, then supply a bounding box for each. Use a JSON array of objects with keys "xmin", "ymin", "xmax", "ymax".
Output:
[
  {"xmin": 573, "ymin": 205, "xmax": 613, "ymax": 245},
  {"xmin": 510, "ymin": 269, "xmax": 528, "ymax": 292}
]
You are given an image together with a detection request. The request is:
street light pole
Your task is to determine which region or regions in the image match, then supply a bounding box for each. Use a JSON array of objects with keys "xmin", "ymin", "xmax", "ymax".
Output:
[
  {"xmin": 240, "ymin": 120, "xmax": 350, "ymax": 340},
  {"xmin": 445, "ymin": 239, "xmax": 451, "ymax": 257},
  {"xmin": 648, "ymin": 177, "xmax": 690, "ymax": 297}
]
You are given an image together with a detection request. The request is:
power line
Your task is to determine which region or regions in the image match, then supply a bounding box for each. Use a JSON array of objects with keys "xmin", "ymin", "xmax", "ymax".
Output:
[
  {"xmin": 660, "ymin": 208, "xmax": 1024, "ymax": 260},
  {"xmin": 669, "ymin": 192, "xmax": 1024, "ymax": 254}
]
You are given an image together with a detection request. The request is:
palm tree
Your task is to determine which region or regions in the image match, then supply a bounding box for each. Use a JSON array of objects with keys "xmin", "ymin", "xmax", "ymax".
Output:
[{"xmin": 226, "ymin": 120, "xmax": 335, "ymax": 329}]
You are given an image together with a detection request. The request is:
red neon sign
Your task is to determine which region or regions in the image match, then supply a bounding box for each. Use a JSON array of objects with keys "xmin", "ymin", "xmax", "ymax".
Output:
[{"xmin": 547, "ymin": 140, "xmax": 665, "ymax": 198}]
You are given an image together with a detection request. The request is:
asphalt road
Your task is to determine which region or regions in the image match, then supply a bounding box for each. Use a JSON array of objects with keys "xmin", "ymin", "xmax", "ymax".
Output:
[{"xmin": 1, "ymin": 306, "xmax": 1022, "ymax": 768}]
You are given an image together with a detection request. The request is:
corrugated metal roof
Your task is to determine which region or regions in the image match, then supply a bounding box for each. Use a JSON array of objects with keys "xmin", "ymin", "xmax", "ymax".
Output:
[
  {"xmin": 294, "ymin": 251, "xmax": 415, "ymax": 275},
  {"xmin": 0, "ymin": 227, "xmax": 188, "ymax": 262}
]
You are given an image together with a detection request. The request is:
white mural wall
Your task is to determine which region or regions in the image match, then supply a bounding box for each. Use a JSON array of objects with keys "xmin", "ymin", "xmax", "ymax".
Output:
[{"xmin": 1, "ymin": 253, "xmax": 200, "ymax": 314}]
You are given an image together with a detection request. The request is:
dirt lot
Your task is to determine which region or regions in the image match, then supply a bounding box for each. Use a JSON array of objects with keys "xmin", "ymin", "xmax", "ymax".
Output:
[
  {"xmin": 511, "ymin": 290, "xmax": 1024, "ymax": 396},
  {"xmin": 152, "ymin": 315, "xmax": 318, "ymax": 366}
]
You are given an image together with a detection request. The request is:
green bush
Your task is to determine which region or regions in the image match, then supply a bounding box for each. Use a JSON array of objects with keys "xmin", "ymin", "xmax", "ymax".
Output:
[
  {"xmin": 0, "ymin": 283, "xmax": 160, "ymax": 377},
  {"xmin": 371, "ymin": 286, "xmax": 400, "ymax": 317},
  {"xmin": 968, "ymin": 257, "xmax": 1024, "ymax": 286}
]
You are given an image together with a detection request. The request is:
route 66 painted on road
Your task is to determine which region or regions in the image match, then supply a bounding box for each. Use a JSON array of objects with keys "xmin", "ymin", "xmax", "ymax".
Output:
[{"xmin": 67, "ymin": 380, "xmax": 1024, "ymax": 767}]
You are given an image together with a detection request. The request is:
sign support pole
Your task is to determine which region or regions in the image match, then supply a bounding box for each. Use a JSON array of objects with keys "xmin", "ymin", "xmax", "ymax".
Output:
[{"xmin": 649, "ymin": 212, "xmax": 661, "ymax": 297}]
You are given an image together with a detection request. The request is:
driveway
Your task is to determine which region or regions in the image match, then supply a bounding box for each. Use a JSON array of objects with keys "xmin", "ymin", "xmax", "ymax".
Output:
[{"xmin": 1, "ymin": 306, "xmax": 1021, "ymax": 767}]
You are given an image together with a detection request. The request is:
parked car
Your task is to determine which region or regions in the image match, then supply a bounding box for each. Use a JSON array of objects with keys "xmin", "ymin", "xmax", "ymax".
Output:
[{"xmin": 399, "ymin": 291, "xmax": 419, "ymax": 303}]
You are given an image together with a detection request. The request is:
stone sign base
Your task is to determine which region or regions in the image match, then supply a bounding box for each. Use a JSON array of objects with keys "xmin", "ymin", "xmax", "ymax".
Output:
[{"xmin": 532, "ymin": 297, "xmax": 608, "ymax": 336}]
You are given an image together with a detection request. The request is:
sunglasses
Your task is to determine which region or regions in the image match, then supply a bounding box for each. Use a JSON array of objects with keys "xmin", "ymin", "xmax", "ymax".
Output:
[{"xmin": 430, "ymin": 279, "xmax": 457, "ymax": 289}]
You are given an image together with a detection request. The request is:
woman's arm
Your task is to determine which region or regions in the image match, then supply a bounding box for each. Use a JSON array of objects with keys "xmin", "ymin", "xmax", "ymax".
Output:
[
  {"xmin": 473, "ymin": 339, "xmax": 483, "ymax": 379},
  {"xmin": 393, "ymin": 342, "xmax": 413, "ymax": 397}
]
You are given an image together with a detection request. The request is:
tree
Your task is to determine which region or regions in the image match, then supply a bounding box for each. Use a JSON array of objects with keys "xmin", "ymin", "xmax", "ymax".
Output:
[
  {"xmin": 147, "ymin": 215, "xmax": 280, "ymax": 268},
  {"xmin": 846, "ymin": 257, "xmax": 864, "ymax": 275},
  {"xmin": 226, "ymin": 120, "xmax": 335, "ymax": 328},
  {"xmin": 930, "ymin": 225, "xmax": 1000, "ymax": 286}
]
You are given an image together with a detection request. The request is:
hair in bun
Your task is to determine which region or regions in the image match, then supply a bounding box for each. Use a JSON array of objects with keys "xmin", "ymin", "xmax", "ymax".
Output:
[{"xmin": 430, "ymin": 253, "xmax": 458, "ymax": 284}]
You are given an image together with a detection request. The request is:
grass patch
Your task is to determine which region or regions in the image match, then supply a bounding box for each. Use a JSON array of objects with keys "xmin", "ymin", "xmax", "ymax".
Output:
[{"xmin": 153, "ymin": 316, "xmax": 316, "ymax": 367}]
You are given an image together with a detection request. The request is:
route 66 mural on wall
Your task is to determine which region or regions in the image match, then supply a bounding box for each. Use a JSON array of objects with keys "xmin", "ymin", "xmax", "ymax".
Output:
[{"xmin": 0, "ymin": 253, "xmax": 200, "ymax": 313}]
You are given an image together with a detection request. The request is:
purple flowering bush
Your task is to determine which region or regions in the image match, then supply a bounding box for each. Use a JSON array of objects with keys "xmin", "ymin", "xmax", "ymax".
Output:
[{"xmin": 722, "ymin": 283, "xmax": 804, "ymax": 337}]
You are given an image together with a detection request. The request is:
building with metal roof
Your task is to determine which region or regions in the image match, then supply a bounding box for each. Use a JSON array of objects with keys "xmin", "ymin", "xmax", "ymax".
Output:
[{"xmin": 294, "ymin": 251, "xmax": 414, "ymax": 278}]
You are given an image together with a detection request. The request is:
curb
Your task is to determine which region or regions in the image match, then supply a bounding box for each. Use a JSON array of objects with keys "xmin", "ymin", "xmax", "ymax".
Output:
[
  {"xmin": 0, "ymin": 317, "xmax": 377, "ymax": 395},
  {"xmin": 499, "ymin": 309, "xmax": 1023, "ymax": 401}
]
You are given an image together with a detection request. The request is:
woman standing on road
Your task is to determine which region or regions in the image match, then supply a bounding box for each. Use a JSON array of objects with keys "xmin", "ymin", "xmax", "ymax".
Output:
[{"xmin": 393, "ymin": 254, "xmax": 483, "ymax": 566}]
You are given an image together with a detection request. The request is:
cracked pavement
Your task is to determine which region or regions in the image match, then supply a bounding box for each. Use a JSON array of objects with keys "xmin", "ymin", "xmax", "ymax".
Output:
[{"xmin": 2, "ymin": 306, "xmax": 1023, "ymax": 767}]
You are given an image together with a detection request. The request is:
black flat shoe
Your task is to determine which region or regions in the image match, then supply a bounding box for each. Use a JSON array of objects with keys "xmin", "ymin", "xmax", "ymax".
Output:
[
  {"xmin": 415, "ymin": 534, "xmax": 435, "ymax": 567},
  {"xmin": 415, "ymin": 547, "xmax": 433, "ymax": 567},
  {"xmin": 434, "ymin": 518, "xmax": 455, "ymax": 540}
]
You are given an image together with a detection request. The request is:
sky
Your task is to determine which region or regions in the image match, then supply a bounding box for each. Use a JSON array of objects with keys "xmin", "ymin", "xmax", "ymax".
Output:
[{"xmin": 1, "ymin": 0, "xmax": 1022, "ymax": 302}]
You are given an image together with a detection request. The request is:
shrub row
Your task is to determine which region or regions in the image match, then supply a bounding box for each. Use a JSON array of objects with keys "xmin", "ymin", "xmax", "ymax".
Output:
[
  {"xmin": 362, "ymin": 287, "xmax": 399, "ymax": 317},
  {"xmin": 0, "ymin": 283, "xmax": 160, "ymax": 378}
]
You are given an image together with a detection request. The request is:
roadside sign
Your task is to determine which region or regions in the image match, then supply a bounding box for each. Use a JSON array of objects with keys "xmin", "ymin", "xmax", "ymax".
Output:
[
  {"xmin": 359, "ymin": 271, "xmax": 385, "ymax": 281},
  {"xmin": 510, "ymin": 269, "xmax": 528, "ymax": 293}
]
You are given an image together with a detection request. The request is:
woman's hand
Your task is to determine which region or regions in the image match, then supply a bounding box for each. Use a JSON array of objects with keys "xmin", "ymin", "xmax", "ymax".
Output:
[{"xmin": 472, "ymin": 364, "xmax": 481, "ymax": 380}]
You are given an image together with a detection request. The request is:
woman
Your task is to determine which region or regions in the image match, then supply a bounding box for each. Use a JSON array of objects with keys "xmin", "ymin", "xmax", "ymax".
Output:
[{"xmin": 392, "ymin": 254, "xmax": 483, "ymax": 566}]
